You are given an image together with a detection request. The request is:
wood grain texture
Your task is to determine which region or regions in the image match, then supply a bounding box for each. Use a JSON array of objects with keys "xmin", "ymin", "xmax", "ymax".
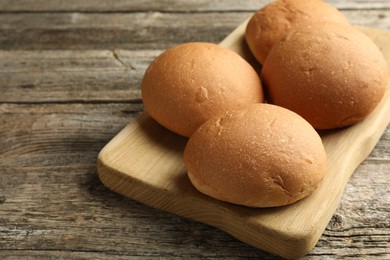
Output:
[
  {"xmin": 0, "ymin": 0, "xmax": 389, "ymax": 259},
  {"xmin": 0, "ymin": 50, "xmax": 156, "ymax": 102},
  {"xmin": 0, "ymin": 10, "xmax": 389, "ymax": 51},
  {"xmin": 0, "ymin": 0, "xmax": 389, "ymax": 12}
]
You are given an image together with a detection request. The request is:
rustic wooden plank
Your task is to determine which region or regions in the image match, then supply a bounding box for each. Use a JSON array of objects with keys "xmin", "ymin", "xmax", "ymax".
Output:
[
  {"xmin": 0, "ymin": 0, "xmax": 268, "ymax": 12},
  {"xmin": 312, "ymin": 162, "xmax": 390, "ymax": 259},
  {"xmin": 0, "ymin": 0, "xmax": 389, "ymax": 12},
  {"xmin": 0, "ymin": 10, "xmax": 389, "ymax": 51},
  {"xmin": 0, "ymin": 103, "xmax": 388, "ymax": 259},
  {"xmin": 0, "ymin": 103, "xmax": 142, "ymax": 167},
  {"xmin": 0, "ymin": 50, "xmax": 159, "ymax": 102},
  {"xmin": 0, "ymin": 0, "xmax": 389, "ymax": 258},
  {"xmin": 0, "ymin": 12, "xmax": 248, "ymax": 50},
  {"xmin": 0, "ymin": 103, "xmax": 276, "ymax": 259}
]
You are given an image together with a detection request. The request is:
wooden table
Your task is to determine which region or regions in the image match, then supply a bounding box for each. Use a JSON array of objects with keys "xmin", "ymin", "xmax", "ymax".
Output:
[{"xmin": 0, "ymin": 1, "xmax": 389, "ymax": 259}]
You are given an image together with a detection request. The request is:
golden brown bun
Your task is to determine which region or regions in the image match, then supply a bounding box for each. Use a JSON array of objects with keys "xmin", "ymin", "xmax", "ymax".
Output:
[
  {"xmin": 261, "ymin": 23, "xmax": 388, "ymax": 129},
  {"xmin": 245, "ymin": 0, "xmax": 349, "ymax": 64},
  {"xmin": 141, "ymin": 42, "xmax": 264, "ymax": 137},
  {"xmin": 184, "ymin": 104, "xmax": 327, "ymax": 208}
]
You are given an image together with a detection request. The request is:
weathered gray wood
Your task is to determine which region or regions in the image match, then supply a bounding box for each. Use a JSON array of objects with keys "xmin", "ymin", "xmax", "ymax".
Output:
[
  {"xmin": 0, "ymin": 0, "xmax": 389, "ymax": 258},
  {"xmin": 0, "ymin": 10, "xmax": 389, "ymax": 50},
  {"xmin": 0, "ymin": 50, "xmax": 158, "ymax": 102},
  {"xmin": 0, "ymin": 12, "xmax": 249, "ymax": 50},
  {"xmin": 0, "ymin": 104, "xmax": 388, "ymax": 259},
  {"xmin": 0, "ymin": 0, "xmax": 269, "ymax": 12},
  {"xmin": 0, "ymin": 103, "xmax": 274, "ymax": 259},
  {"xmin": 0, "ymin": 0, "xmax": 389, "ymax": 12}
]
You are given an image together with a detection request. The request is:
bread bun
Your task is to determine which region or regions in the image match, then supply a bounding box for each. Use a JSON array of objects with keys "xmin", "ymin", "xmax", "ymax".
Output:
[
  {"xmin": 184, "ymin": 104, "xmax": 327, "ymax": 208},
  {"xmin": 261, "ymin": 23, "xmax": 388, "ymax": 129},
  {"xmin": 141, "ymin": 42, "xmax": 264, "ymax": 137},
  {"xmin": 245, "ymin": 0, "xmax": 349, "ymax": 64}
]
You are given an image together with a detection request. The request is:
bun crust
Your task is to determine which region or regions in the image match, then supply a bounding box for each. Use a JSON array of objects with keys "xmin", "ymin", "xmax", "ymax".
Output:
[
  {"xmin": 245, "ymin": 0, "xmax": 349, "ymax": 64},
  {"xmin": 261, "ymin": 23, "xmax": 388, "ymax": 129},
  {"xmin": 184, "ymin": 104, "xmax": 327, "ymax": 208},
  {"xmin": 141, "ymin": 42, "xmax": 264, "ymax": 137}
]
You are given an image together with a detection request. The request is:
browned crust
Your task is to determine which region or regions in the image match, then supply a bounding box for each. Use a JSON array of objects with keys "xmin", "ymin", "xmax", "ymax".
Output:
[
  {"xmin": 245, "ymin": 0, "xmax": 349, "ymax": 64},
  {"xmin": 261, "ymin": 23, "xmax": 388, "ymax": 129},
  {"xmin": 184, "ymin": 104, "xmax": 327, "ymax": 208},
  {"xmin": 141, "ymin": 42, "xmax": 264, "ymax": 137}
]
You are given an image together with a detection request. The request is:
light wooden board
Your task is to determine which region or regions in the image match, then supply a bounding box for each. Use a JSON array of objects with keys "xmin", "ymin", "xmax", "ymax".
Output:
[{"xmin": 97, "ymin": 21, "xmax": 390, "ymax": 259}]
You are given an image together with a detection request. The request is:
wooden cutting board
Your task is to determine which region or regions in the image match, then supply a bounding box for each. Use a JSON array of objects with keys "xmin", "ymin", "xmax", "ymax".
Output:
[{"xmin": 97, "ymin": 20, "xmax": 390, "ymax": 259}]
